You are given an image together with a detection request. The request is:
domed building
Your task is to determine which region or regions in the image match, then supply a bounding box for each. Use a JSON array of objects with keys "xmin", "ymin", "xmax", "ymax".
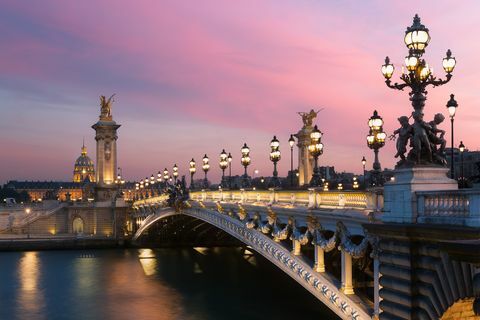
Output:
[{"xmin": 73, "ymin": 142, "xmax": 95, "ymax": 183}]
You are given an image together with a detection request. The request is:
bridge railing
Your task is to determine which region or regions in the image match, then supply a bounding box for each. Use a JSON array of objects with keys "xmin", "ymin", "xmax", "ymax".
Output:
[
  {"xmin": 189, "ymin": 188, "xmax": 383, "ymax": 211},
  {"xmin": 416, "ymin": 189, "xmax": 480, "ymax": 227}
]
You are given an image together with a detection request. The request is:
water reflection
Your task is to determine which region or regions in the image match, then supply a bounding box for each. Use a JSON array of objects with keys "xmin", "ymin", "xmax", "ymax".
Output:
[
  {"xmin": 17, "ymin": 252, "xmax": 45, "ymax": 319},
  {"xmin": 138, "ymin": 249, "xmax": 158, "ymax": 276},
  {"xmin": 0, "ymin": 248, "xmax": 337, "ymax": 320}
]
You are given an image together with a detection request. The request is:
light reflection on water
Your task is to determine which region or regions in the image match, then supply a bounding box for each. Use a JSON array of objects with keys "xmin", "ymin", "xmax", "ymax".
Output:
[
  {"xmin": 17, "ymin": 252, "xmax": 46, "ymax": 320},
  {"xmin": 0, "ymin": 248, "xmax": 337, "ymax": 320}
]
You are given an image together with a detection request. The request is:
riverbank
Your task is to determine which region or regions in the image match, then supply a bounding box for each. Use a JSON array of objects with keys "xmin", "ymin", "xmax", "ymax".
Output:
[{"xmin": 0, "ymin": 235, "xmax": 127, "ymax": 251}]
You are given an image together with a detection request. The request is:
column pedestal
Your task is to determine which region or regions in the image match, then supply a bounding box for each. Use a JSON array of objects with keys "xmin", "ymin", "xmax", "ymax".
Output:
[
  {"xmin": 314, "ymin": 245, "xmax": 325, "ymax": 273},
  {"xmin": 341, "ymin": 250, "xmax": 354, "ymax": 295},
  {"xmin": 383, "ymin": 167, "xmax": 457, "ymax": 223}
]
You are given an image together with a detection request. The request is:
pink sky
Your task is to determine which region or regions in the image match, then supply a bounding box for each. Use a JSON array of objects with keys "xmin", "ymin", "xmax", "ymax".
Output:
[{"xmin": 1, "ymin": 1, "xmax": 479, "ymax": 184}]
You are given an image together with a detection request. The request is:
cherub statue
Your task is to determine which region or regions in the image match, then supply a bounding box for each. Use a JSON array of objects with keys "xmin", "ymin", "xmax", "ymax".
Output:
[
  {"xmin": 389, "ymin": 116, "xmax": 412, "ymax": 161},
  {"xmin": 297, "ymin": 108, "xmax": 324, "ymax": 128},
  {"xmin": 100, "ymin": 94, "xmax": 115, "ymax": 120},
  {"xmin": 411, "ymin": 110, "xmax": 432, "ymax": 164},
  {"xmin": 428, "ymin": 113, "xmax": 446, "ymax": 154}
]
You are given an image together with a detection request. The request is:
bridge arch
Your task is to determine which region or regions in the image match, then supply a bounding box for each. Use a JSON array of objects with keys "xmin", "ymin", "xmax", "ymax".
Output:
[{"xmin": 133, "ymin": 206, "xmax": 372, "ymax": 320}]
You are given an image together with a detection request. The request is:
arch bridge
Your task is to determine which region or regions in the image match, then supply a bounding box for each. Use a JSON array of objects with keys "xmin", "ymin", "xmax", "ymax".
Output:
[
  {"xmin": 132, "ymin": 189, "xmax": 383, "ymax": 319},
  {"xmin": 131, "ymin": 187, "xmax": 480, "ymax": 320}
]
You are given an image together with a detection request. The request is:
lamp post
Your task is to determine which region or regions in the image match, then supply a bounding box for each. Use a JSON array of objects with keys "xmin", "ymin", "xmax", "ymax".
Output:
[
  {"xmin": 202, "ymin": 154, "xmax": 210, "ymax": 189},
  {"xmin": 172, "ymin": 164, "xmax": 179, "ymax": 184},
  {"xmin": 189, "ymin": 158, "xmax": 196, "ymax": 189},
  {"xmin": 459, "ymin": 141, "xmax": 465, "ymax": 188},
  {"xmin": 447, "ymin": 94, "xmax": 458, "ymax": 179},
  {"xmin": 241, "ymin": 143, "xmax": 251, "ymax": 188},
  {"xmin": 382, "ymin": 15, "xmax": 456, "ymax": 112},
  {"xmin": 367, "ymin": 111, "xmax": 386, "ymax": 186},
  {"xmin": 219, "ymin": 149, "xmax": 228, "ymax": 188},
  {"xmin": 227, "ymin": 153, "xmax": 232, "ymax": 189},
  {"xmin": 381, "ymin": 15, "xmax": 456, "ymax": 166},
  {"xmin": 163, "ymin": 168, "xmax": 169, "ymax": 186},
  {"xmin": 308, "ymin": 125, "xmax": 324, "ymax": 187},
  {"xmin": 288, "ymin": 134, "xmax": 295, "ymax": 187},
  {"xmin": 361, "ymin": 156, "xmax": 367, "ymax": 188},
  {"xmin": 269, "ymin": 136, "xmax": 281, "ymax": 188},
  {"xmin": 157, "ymin": 171, "xmax": 162, "ymax": 183}
]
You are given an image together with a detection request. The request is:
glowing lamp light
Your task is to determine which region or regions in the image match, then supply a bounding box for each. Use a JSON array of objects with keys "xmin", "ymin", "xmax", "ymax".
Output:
[
  {"xmin": 381, "ymin": 56, "xmax": 395, "ymax": 79},
  {"xmin": 288, "ymin": 134, "xmax": 295, "ymax": 148},
  {"xmin": 459, "ymin": 141, "xmax": 465, "ymax": 153},
  {"xmin": 404, "ymin": 14, "xmax": 430, "ymax": 54},
  {"xmin": 405, "ymin": 51, "xmax": 419, "ymax": 72},
  {"xmin": 442, "ymin": 49, "xmax": 456, "ymax": 73},
  {"xmin": 446, "ymin": 94, "xmax": 458, "ymax": 118}
]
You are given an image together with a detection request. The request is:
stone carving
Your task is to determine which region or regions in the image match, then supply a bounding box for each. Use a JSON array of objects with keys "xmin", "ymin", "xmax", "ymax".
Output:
[
  {"xmin": 104, "ymin": 141, "xmax": 111, "ymax": 160},
  {"xmin": 165, "ymin": 180, "xmax": 190, "ymax": 212},
  {"xmin": 99, "ymin": 94, "xmax": 115, "ymax": 121},
  {"xmin": 390, "ymin": 110, "xmax": 448, "ymax": 167},
  {"xmin": 297, "ymin": 108, "xmax": 323, "ymax": 128}
]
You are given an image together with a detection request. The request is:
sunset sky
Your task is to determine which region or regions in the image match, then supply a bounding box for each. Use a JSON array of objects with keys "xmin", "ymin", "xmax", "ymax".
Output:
[{"xmin": 1, "ymin": 1, "xmax": 479, "ymax": 184}]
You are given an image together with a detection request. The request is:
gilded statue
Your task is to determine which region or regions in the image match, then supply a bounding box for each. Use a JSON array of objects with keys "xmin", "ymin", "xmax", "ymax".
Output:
[
  {"xmin": 297, "ymin": 108, "xmax": 324, "ymax": 128},
  {"xmin": 99, "ymin": 94, "xmax": 115, "ymax": 120}
]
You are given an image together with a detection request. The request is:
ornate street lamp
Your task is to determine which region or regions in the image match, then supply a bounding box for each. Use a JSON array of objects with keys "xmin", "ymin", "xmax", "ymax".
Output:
[
  {"xmin": 269, "ymin": 136, "xmax": 281, "ymax": 188},
  {"xmin": 172, "ymin": 164, "xmax": 179, "ymax": 183},
  {"xmin": 157, "ymin": 171, "xmax": 162, "ymax": 183},
  {"xmin": 241, "ymin": 143, "xmax": 251, "ymax": 188},
  {"xmin": 189, "ymin": 158, "xmax": 196, "ymax": 189},
  {"xmin": 353, "ymin": 177, "xmax": 359, "ymax": 189},
  {"xmin": 227, "ymin": 152, "xmax": 233, "ymax": 189},
  {"xmin": 288, "ymin": 134, "xmax": 295, "ymax": 187},
  {"xmin": 219, "ymin": 149, "xmax": 229, "ymax": 188},
  {"xmin": 447, "ymin": 94, "xmax": 458, "ymax": 179},
  {"xmin": 361, "ymin": 156, "xmax": 367, "ymax": 188},
  {"xmin": 308, "ymin": 125, "xmax": 324, "ymax": 187},
  {"xmin": 163, "ymin": 168, "xmax": 169, "ymax": 185},
  {"xmin": 459, "ymin": 141, "xmax": 465, "ymax": 188},
  {"xmin": 381, "ymin": 15, "xmax": 456, "ymax": 167},
  {"xmin": 367, "ymin": 110, "xmax": 386, "ymax": 186},
  {"xmin": 202, "ymin": 154, "xmax": 210, "ymax": 189}
]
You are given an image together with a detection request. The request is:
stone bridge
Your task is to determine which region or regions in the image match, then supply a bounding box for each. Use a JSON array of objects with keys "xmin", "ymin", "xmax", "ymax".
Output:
[{"xmin": 131, "ymin": 186, "xmax": 480, "ymax": 320}]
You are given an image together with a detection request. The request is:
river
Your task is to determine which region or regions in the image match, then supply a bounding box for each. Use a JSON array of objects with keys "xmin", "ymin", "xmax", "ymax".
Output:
[{"xmin": 0, "ymin": 248, "xmax": 337, "ymax": 320}]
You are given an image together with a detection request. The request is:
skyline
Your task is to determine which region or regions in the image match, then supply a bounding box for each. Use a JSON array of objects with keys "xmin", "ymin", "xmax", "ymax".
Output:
[{"xmin": 1, "ymin": 1, "xmax": 480, "ymax": 184}]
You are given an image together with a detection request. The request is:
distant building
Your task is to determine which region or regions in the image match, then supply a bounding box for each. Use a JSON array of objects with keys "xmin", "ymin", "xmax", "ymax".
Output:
[
  {"xmin": 3, "ymin": 142, "xmax": 134, "ymax": 202},
  {"xmin": 445, "ymin": 147, "xmax": 480, "ymax": 180},
  {"xmin": 73, "ymin": 142, "xmax": 95, "ymax": 183}
]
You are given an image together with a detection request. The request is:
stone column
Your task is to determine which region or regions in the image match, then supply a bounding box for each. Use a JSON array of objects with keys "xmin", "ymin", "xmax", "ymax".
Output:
[
  {"xmin": 292, "ymin": 239, "xmax": 301, "ymax": 256},
  {"xmin": 314, "ymin": 245, "xmax": 325, "ymax": 272},
  {"xmin": 341, "ymin": 250, "xmax": 354, "ymax": 295},
  {"xmin": 92, "ymin": 116, "xmax": 120, "ymax": 201},
  {"xmin": 295, "ymin": 127, "xmax": 314, "ymax": 186}
]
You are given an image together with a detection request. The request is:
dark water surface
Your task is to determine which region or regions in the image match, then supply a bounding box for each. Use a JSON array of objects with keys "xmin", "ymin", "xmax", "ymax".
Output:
[{"xmin": 0, "ymin": 248, "xmax": 337, "ymax": 320}]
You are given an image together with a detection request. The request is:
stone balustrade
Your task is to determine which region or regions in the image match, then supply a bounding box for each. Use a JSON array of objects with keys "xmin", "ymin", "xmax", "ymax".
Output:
[
  {"xmin": 188, "ymin": 188, "xmax": 383, "ymax": 212},
  {"xmin": 416, "ymin": 190, "xmax": 480, "ymax": 227}
]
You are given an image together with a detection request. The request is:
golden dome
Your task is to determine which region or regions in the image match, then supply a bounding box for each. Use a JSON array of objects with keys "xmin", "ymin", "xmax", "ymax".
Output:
[{"xmin": 73, "ymin": 142, "xmax": 95, "ymax": 183}]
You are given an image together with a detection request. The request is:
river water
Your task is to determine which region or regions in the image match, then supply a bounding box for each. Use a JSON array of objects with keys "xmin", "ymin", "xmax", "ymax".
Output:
[{"xmin": 0, "ymin": 248, "xmax": 337, "ymax": 320}]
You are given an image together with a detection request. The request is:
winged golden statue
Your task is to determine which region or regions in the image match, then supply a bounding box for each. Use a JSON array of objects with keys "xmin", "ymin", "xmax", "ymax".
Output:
[
  {"xmin": 297, "ymin": 108, "xmax": 324, "ymax": 128},
  {"xmin": 99, "ymin": 94, "xmax": 115, "ymax": 120}
]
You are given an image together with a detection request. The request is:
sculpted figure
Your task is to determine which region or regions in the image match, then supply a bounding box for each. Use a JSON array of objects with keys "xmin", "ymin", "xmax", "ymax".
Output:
[
  {"xmin": 297, "ymin": 108, "xmax": 323, "ymax": 128},
  {"xmin": 411, "ymin": 111, "xmax": 432, "ymax": 164},
  {"xmin": 390, "ymin": 116, "xmax": 412, "ymax": 161},
  {"xmin": 428, "ymin": 113, "xmax": 446, "ymax": 154},
  {"xmin": 100, "ymin": 94, "xmax": 115, "ymax": 120}
]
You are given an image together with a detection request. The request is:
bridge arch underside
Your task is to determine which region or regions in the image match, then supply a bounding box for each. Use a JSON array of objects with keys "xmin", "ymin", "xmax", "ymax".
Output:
[
  {"xmin": 134, "ymin": 214, "xmax": 243, "ymax": 247},
  {"xmin": 134, "ymin": 208, "xmax": 374, "ymax": 320}
]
